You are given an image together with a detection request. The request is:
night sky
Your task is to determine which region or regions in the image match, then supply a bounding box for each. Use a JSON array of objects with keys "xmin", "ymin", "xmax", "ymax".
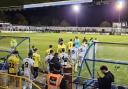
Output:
[{"xmin": 6, "ymin": 2, "xmax": 128, "ymax": 27}]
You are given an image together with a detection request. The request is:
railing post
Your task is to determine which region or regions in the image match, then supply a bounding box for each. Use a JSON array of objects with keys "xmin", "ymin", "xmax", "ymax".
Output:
[{"xmin": 19, "ymin": 77, "xmax": 22, "ymax": 89}]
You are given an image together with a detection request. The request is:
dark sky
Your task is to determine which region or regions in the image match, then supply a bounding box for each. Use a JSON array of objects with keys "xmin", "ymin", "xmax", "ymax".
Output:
[{"xmin": 6, "ymin": 2, "xmax": 128, "ymax": 27}]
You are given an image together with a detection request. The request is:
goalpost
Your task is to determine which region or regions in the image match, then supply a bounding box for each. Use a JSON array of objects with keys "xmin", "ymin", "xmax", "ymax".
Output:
[
  {"xmin": 76, "ymin": 41, "xmax": 128, "ymax": 89},
  {"xmin": 0, "ymin": 36, "xmax": 30, "ymax": 70}
]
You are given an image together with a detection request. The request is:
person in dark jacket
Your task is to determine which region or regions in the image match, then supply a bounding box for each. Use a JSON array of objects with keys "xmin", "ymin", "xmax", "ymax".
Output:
[
  {"xmin": 97, "ymin": 65, "xmax": 114, "ymax": 89},
  {"xmin": 49, "ymin": 53, "xmax": 66, "ymax": 89},
  {"xmin": 49, "ymin": 53, "xmax": 61, "ymax": 74}
]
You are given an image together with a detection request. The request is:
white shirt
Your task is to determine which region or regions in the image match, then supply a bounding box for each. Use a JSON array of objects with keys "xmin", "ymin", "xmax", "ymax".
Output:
[
  {"xmin": 70, "ymin": 47, "xmax": 78, "ymax": 60},
  {"xmin": 79, "ymin": 44, "xmax": 87, "ymax": 58},
  {"xmin": 23, "ymin": 58, "xmax": 34, "ymax": 77},
  {"xmin": 45, "ymin": 54, "xmax": 54, "ymax": 63},
  {"xmin": 59, "ymin": 52, "xmax": 69, "ymax": 65}
]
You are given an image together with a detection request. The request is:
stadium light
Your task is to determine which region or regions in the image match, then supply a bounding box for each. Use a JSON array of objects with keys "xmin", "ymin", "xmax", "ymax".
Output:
[
  {"xmin": 115, "ymin": 0, "xmax": 125, "ymax": 23},
  {"xmin": 72, "ymin": 4, "xmax": 81, "ymax": 28},
  {"xmin": 116, "ymin": 0, "xmax": 125, "ymax": 11},
  {"xmin": 72, "ymin": 5, "xmax": 80, "ymax": 13}
]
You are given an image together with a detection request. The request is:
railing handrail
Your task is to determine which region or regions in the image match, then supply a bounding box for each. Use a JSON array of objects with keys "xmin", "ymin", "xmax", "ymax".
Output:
[{"xmin": 0, "ymin": 72, "xmax": 41, "ymax": 89}]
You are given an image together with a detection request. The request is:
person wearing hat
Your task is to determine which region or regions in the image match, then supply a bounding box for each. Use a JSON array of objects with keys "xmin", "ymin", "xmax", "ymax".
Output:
[{"xmin": 32, "ymin": 48, "xmax": 41, "ymax": 80}]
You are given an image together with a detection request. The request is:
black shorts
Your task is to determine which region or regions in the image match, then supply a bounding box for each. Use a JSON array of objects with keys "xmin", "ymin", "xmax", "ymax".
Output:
[{"xmin": 33, "ymin": 67, "xmax": 39, "ymax": 72}]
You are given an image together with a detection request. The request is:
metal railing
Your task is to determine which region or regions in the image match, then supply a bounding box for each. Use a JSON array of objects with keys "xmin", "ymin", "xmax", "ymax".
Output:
[{"xmin": 0, "ymin": 72, "xmax": 41, "ymax": 89}]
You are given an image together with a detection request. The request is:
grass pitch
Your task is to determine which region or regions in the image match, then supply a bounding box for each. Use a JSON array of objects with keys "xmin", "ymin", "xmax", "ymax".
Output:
[{"xmin": 0, "ymin": 32, "xmax": 128, "ymax": 86}]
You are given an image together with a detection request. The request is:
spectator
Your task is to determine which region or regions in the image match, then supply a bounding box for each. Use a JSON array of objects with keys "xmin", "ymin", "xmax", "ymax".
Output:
[
  {"xmin": 97, "ymin": 65, "xmax": 114, "ymax": 89},
  {"xmin": 49, "ymin": 53, "xmax": 61, "ymax": 73},
  {"xmin": 48, "ymin": 53, "xmax": 66, "ymax": 89}
]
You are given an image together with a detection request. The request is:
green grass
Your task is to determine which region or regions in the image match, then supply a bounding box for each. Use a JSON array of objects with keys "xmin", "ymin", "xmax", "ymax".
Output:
[{"xmin": 0, "ymin": 32, "xmax": 128, "ymax": 86}]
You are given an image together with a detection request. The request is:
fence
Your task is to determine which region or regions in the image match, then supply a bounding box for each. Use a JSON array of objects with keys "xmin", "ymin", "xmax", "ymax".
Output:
[{"xmin": 76, "ymin": 41, "xmax": 128, "ymax": 89}]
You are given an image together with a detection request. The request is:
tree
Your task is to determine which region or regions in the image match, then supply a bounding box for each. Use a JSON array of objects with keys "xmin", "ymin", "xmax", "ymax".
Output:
[
  {"xmin": 0, "ymin": 11, "xmax": 7, "ymax": 22},
  {"xmin": 100, "ymin": 21, "xmax": 111, "ymax": 27},
  {"xmin": 52, "ymin": 18, "xmax": 60, "ymax": 26},
  {"xmin": 60, "ymin": 20, "xmax": 70, "ymax": 26},
  {"xmin": 13, "ymin": 13, "xmax": 28, "ymax": 25}
]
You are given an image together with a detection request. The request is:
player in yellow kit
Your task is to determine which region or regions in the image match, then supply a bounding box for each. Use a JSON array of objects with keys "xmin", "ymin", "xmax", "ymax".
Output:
[
  {"xmin": 33, "ymin": 48, "xmax": 41, "ymax": 80},
  {"xmin": 8, "ymin": 51, "xmax": 20, "ymax": 75},
  {"xmin": 46, "ymin": 45, "xmax": 54, "ymax": 55},
  {"xmin": 57, "ymin": 42, "xmax": 66, "ymax": 54},
  {"xmin": 67, "ymin": 39, "xmax": 73, "ymax": 55},
  {"xmin": 7, "ymin": 51, "xmax": 20, "ymax": 87}
]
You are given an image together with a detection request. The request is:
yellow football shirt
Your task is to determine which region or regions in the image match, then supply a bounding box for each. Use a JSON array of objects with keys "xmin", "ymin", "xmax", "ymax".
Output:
[
  {"xmin": 46, "ymin": 48, "xmax": 53, "ymax": 55},
  {"xmin": 33, "ymin": 52, "xmax": 40, "ymax": 67},
  {"xmin": 67, "ymin": 41, "xmax": 73, "ymax": 50},
  {"xmin": 8, "ymin": 55, "xmax": 19, "ymax": 74},
  {"xmin": 57, "ymin": 44, "xmax": 66, "ymax": 53}
]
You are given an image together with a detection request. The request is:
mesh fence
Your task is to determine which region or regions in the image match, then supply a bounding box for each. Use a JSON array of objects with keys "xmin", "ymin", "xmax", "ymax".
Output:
[
  {"xmin": 95, "ymin": 42, "xmax": 128, "ymax": 86},
  {"xmin": 0, "ymin": 36, "xmax": 30, "ymax": 59},
  {"xmin": 78, "ymin": 42, "xmax": 128, "ymax": 87},
  {"xmin": 96, "ymin": 43, "xmax": 128, "ymax": 61}
]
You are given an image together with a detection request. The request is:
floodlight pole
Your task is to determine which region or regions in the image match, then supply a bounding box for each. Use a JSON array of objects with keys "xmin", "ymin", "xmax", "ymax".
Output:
[
  {"xmin": 118, "ymin": 10, "xmax": 121, "ymax": 23},
  {"xmin": 116, "ymin": 0, "xmax": 125, "ymax": 26},
  {"xmin": 75, "ymin": 13, "xmax": 78, "ymax": 31},
  {"xmin": 72, "ymin": 4, "xmax": 80, "ymax": 31}
]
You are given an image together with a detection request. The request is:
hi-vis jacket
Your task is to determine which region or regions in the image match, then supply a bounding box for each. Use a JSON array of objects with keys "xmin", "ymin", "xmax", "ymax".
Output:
[{"xmin": 47, "ymin": 73, "xmax": 63, "ymax": 89}]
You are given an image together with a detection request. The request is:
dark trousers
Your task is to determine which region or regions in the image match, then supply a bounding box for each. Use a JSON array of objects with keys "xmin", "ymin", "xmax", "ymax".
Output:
[
  {"xmin": 33, "ymin": 67, "xmax": 39, "ymax": 79},
  {"xmin": 60, "ymin": 77, "xmax": 66, "ymax": 89}
]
